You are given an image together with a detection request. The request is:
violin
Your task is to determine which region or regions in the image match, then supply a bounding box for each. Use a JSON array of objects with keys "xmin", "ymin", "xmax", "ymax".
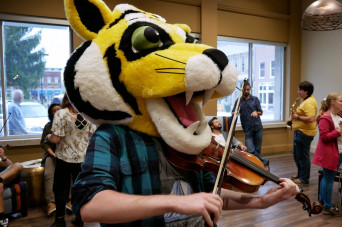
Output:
[{"xmin": 165, "ymin": 137, "xmax": 322, "ymax": 216}]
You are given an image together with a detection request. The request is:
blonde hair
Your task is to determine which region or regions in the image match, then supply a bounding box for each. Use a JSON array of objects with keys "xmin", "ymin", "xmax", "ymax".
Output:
[{"xmin": 317, "ymin": 93, "xmax": 341, "ymax": 120}]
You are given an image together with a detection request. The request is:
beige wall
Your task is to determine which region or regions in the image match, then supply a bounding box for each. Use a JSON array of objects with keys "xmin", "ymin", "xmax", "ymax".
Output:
[
  {"xmin": 0, "ymin": 0, "xmax": 303, "ymax": 162},
  {"xmin": 301, "ymin": 0, "xmax": 342, "ymax": 151}
]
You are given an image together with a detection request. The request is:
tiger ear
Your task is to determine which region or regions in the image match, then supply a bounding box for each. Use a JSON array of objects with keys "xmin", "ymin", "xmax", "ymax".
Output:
[
  {"xmin": 174, "ymin": 24, "xmax": 191, "ymax": 34},
  {"xmin": 64, "ymin": 0, "xmax": 113, "ymax": 40}
]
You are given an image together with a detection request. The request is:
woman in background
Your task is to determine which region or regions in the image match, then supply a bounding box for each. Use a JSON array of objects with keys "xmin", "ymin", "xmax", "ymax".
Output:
[
  {"xmin": 46, "ymin": 94, "xmax": 96, "ymax": 227},
  {"xmin": 40, "ymin": 103, "xmax": 60, "ymax": 217},
  {"xmin": 313, "ymin": 93, "xmax": 342, "ymax": 216}
]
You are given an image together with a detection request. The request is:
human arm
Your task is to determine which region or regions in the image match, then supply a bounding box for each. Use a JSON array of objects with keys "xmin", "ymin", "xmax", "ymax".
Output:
[
  {"xmin": 220, "ymin": 178, "xmax": 299, "ymax": 210},
  {"xmin": 292, "ymin": 101, "xmax": 316, "ymax": 123},
  {"xmin": 318, "ymin": 118, "xmax": 342, "ymax": 143},
  {"xmin": 46, "ymin": 109, "xmax": 64, "ymax": 144},
  {"xmin": 232, "ymin": 136, "xmax": 247, "ymax": 151},
  {"xmin": 0, "ymin": 147, "xmax": 12, "ymax": 168},
  {"xmin": 291, "ymin": 114, "xmax": 315, "ymax": 123},
  {"xmin": 46, "ymin": 133, "xmax": 60, "ymax": 144},
  {"xmin": 251, "ymin": 97, "xmax": 263, "ymax": 118},
  {"xmin": 231, "ymin": 99, "xmax": 238, "ymax": 115},
  {"xmin": 80, "ymin": 190, "xmax": 222, "ymax": 226},
  {"xmin": 40, "ymin": 123, "xmax": 56, "ymax": 157}
]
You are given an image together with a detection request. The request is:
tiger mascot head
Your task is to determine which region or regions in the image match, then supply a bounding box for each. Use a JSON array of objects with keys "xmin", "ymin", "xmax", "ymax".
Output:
[{"xmin": 64, "ymin": 0, "xmax": 237, "ymax": 154}]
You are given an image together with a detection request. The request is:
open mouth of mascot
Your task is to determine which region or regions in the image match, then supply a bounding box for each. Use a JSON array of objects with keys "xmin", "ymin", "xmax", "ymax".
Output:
[{"xmin": 63, "ymin": 3, "xmax": 238, "ymax": 156}]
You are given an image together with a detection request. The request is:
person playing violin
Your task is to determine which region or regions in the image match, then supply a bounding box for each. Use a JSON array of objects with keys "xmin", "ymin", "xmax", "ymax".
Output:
[
  {"xmin": 71, "ymin": 125, "xmax": 300, "ymax": 227},
  {"xmin": 208, "ymin": 117, "xmax": 247, "ymax": 151}
]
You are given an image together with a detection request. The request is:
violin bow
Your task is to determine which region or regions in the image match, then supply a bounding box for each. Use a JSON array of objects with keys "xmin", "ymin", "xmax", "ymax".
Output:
[{"xmin": 212, "ymin": 78, "xmax": 247, "ymax": 196}]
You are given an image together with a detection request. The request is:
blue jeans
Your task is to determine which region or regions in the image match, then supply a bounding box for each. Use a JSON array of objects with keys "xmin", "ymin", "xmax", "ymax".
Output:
[
  {"xmin": 245, "ymin": 128, "xmax": 267, "ymax": 164},
  {"xmin": 319, "ymin": 154, "xmax": 342, "ymax": 209},
  {"xmin": 293, "ymin": 130, "xmax": 313, "ymax": 184}
]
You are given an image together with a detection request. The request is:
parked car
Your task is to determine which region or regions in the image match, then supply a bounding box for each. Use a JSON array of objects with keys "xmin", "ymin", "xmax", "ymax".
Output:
[
  {"xmin": 20, "ymin": 102, "xmax": 49, "ymax": 134},
  {"xmin": 0, "ymin": 101, "xmax": 48, "ymax": 135}
]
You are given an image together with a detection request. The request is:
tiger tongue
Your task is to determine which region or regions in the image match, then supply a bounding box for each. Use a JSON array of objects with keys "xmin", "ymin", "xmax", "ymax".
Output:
[{"xmin": 166, "ymin": 95, "xmax": 199, "ymax": 127}]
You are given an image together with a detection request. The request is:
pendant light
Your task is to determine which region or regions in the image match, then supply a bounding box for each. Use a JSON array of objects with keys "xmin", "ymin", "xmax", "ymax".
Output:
[{"xmin": 302, "ymin": 0, "xmax": 342, "ymax": 31}]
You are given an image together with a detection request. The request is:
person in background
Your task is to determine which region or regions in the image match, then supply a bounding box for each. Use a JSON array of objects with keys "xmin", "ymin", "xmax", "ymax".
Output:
[
  {"xmin": 232, "ymin": 82, "xmax": 268, "ymax": 166},
  {"xmin": 291, "ymin": 81, "xmax": 318, "ymax": 185},
  {"xmin": 46, "ymin": 94, "xmax": 96, "ymax": 227},
  {"xmin": 312, "ymin": 93, "xmax": 342, "ymax": 216},
  {"xmin": 0, "ymin": 147, "xmax": 23, "ymax": 227},
  {"xmin": 40, "ymin": 103, "xmax": 60, "ymax": 217},
  {"xmin": 8, "ymin": 89, "xmax": 27, "ymax": 135},
  {"xmin": 208, "ymin": 117, "xmax": 247, "ymax": 151}
]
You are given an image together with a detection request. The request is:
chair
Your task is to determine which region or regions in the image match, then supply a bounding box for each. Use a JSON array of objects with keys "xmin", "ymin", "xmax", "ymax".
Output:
[{"xmin": 3, "ymin": 181, "xmax": 28, "ymax": 218}]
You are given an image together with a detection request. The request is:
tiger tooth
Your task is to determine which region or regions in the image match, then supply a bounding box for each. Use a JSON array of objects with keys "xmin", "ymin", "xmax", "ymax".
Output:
[
  {"xmin": 186, "ymin": 121, "xmax": 200, "ymax": 134},
  {"xmin": 203, "ymin": 88, "xmax": 215, "ymax": 106},
  {"xmin": 186, "ymin": 91, "xmax": 194, "ymax": 105},
  {"xmin": 196, "ymin": 121, "xmax": 207, "ymax": 134}
]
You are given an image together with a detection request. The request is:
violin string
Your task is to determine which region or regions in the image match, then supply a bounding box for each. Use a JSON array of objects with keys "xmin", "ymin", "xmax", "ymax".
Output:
[
  {"xmin": 232, "ymin": 152, "xmax": 275, "ymax": 180},
  {"xmin": 231, "ymin": 151, "xmax": 279, "ymax": 183}
]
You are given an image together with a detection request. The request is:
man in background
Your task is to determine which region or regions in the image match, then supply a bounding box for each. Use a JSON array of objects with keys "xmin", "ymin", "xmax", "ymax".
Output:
[
  {"xmin": 232, "ymin": 82, "xmax": 268, "ymax": 166},
  {"xmin": 8, "ymin": 89, "xmax": 27, "ymax": 135},
  {"xmin": 208, "ymin": 117, "xmax": 247, "ymax": 151}
]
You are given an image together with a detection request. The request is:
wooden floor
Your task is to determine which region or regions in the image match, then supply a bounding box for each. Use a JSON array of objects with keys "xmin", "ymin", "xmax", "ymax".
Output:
[{"xmin": 9, "ymin": 153, "xmax": 342, "ymax": 227}]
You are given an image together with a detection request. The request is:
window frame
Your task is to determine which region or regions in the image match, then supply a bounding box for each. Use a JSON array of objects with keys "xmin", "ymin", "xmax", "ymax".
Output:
[
  {"xmin": 217, "ymin": 36, "xmax": 287, "ymax": 128},
  {"xmin": 0, "ymin": 13, "xmax": 72, "ymax": 146}
]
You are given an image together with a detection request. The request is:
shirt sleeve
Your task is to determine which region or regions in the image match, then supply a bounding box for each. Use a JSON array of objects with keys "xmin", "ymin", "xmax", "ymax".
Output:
[
  {"xmin": 87, "ymin": 122, "xmax": 97, "ymax": 134},
  {"xmin": 232, "ymin": 136, "xmax": 241, "ymax": 147},
  {"xmin": 51, "ymin": 110, "xmax": 66, "ymax": 137},
  {"xmin": 318, "ymin": 117, "xmax": 341, "ymax": 143},
  {"xmin": 71, "ymin": 126, "xmax": 120, "ymax": 218},
  {"xmin": 40, "ymin": 123, "xmax": 53, "ymax": 152},
  {"xmin": 303, "ymin": 101, "xmax": 317, "ymax": 117},
  {"xmin": 255, "ymin": 97, "xmax": 263, "ymax": 113}
]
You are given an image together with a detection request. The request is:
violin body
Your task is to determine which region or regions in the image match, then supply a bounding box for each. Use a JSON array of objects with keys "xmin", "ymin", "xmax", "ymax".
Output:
[{"xmin": 165, "ymin": 137, "xmax": 268, "ymax": 193}]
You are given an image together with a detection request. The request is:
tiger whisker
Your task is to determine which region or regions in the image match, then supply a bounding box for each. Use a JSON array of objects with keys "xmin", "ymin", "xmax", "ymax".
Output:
[
  {"xmin": 155, "ymin": 68, "xmax": 185, "ymax": 70},
  {"xmin": 155, "ymin": 53, "xmax": 186, "ymax": 64},
  {"xmin": 155, "ymin": 71, "xmax": 185, "ymax": 75}
]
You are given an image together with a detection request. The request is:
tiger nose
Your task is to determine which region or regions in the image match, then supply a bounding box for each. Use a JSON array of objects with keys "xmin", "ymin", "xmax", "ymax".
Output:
[{"xmin": 202, "ymin": 49, "xmax": 228, "ymax": 72}]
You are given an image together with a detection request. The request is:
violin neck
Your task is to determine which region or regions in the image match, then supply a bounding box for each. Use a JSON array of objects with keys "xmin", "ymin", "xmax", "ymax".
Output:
[{"xmin": 230, "ymin": 151, "xmax": 280, "ymax": 184}]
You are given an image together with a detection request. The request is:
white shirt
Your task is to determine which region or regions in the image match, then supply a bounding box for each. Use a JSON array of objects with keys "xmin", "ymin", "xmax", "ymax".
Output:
[
  {"xmin": 330, "ymin": 112, "xmax": 342, "ymax": 153},
  {"xmin": 212, "ymin": 133, "xmax": 226, "ymax": 146},
  {"xmin": 52, "ymin": 109, "xmax": 97, "ymax": 163}
]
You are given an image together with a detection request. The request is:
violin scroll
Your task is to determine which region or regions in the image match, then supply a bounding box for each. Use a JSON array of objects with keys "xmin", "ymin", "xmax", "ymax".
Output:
[{"xmin": 295, "ymin": 191, "xmax": 322, "ymax": 217}]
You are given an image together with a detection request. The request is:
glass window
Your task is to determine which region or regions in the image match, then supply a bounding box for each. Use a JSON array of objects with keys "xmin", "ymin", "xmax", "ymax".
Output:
[
  {"xmin": 47, "ymin": 77, "xmax": 52, "ymax": 86},
  {"xmin": 217, "ymin": 40, "xmax": 249, "ymax": 116},
  {"xmin": 0, "ymin": 16, "xmax": 71, "ymax": 138},
  {"xmin": 54, "ymin": 77, "xmax": 59, "ymax": 85},
  {"xmin": 217, "ymin": 37, "xmax": 285, "ymax": 122},
  {"xmin": 270, "ymin": 60, "xmax": 275, "ymax": 78},
  {"xmin": 259, "ymin": 62, "xmax": 265, "ymax": 78}
]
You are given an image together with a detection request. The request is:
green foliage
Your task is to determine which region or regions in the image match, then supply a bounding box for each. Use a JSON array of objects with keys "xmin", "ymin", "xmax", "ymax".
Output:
[{"xmin": 3, "ymin": 25, "xmax": 46, "ymax": 98}]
